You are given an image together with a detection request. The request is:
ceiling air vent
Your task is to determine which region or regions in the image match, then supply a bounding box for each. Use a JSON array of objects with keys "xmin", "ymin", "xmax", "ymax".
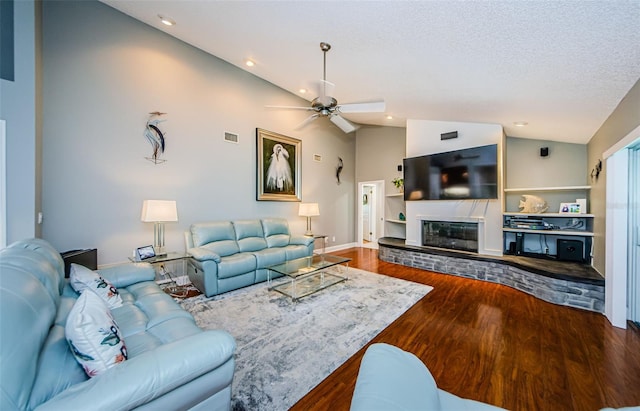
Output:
[{"xmin": 224, "ymin": 132, "xmax": 239, "ymax": 144}]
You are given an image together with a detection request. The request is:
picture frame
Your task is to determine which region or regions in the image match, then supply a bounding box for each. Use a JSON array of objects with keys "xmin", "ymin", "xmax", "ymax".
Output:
[
  {"xmin": 136, "ymin": 245, "xmax": 156, "ymax": 261},
  {"xmin": 256, "ymin": 128, "xmax": 301, "ymax": 201},
  {"xmin": 559, "ymin": 202, "xmax": 581, "ymax": 214}
]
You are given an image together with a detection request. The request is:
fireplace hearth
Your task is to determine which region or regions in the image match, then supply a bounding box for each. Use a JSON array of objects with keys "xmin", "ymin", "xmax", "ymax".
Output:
[{"xmin": 422, "ymin": 221, "xmax": 478, "ymax": 252}]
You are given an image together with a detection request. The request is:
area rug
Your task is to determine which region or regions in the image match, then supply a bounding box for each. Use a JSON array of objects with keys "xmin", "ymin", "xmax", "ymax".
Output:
[{"xmin": 179, "ymin": 267, "xmax": 433, "ymax": 410}]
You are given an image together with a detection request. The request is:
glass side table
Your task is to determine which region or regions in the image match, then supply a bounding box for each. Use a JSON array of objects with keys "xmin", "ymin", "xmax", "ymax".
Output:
[{"xmin": 128, "ymin": 252, "xmax": 188, "ymax": 284}]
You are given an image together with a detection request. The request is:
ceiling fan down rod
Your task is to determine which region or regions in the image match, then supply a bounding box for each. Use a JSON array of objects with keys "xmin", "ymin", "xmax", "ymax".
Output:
[{"xmin": 320, "ymin": 42, "xmax": 331, "ymax": 95}]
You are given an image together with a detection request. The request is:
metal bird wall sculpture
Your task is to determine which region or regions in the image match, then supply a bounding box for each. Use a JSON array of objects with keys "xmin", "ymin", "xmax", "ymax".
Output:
[{"xmin": 144, "ymin": 111, "xmax": 167, "ymax": 164}]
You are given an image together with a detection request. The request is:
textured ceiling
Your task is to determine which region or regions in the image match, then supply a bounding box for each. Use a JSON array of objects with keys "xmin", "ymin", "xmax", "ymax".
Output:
[{"xmin": 101, "ymin": 0, "xmax": 640, "ymax": 144}]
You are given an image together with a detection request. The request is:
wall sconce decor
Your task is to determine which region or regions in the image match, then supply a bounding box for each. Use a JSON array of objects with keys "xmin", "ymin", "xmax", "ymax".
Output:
[
  {"xmin": 144, "ymin": 111, "xmax": 167, "ymax": 164},
  {"xmin": 590, "ymin": 159, "xmax": 602, "ymax": 181}
]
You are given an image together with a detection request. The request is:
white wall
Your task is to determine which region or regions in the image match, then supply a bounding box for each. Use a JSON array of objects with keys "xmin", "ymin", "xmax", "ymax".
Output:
[
  {"xmin": 405, "ymin": 119, "xmax": 504, "ymax": 255},
  {"xmin": 0, "ymin": 0, "xmax": 39, "ymax": 243},
  {"xmin": 41, "ymin": 1, "xmax": 354, "ymax": 264}
]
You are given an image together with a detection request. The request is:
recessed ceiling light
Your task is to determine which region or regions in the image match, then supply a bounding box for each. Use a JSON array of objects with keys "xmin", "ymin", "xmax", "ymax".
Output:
[
  {"xmin": 386, "ymin": 115, "xmax": 393, "ymax": 120},
  {"xmin": 299, "ymin": 88, "xmax": 307, "ymax": 94},
  {"xmin": 158, "ymin": 15, "xmax": 175, "ymax": 26},
  {"xmin": 513, "ymin": 121, "xmax": 528, "ymax": 127},
  {"xmin": 245, "ymin": 60, "xmax": 255, "ymax": 67}
]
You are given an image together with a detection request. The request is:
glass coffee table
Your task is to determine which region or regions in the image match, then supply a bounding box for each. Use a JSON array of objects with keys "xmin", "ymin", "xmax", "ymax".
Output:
[{"xmin": 267, "ymin": 254, "xmax": 351, "ymax": 302}]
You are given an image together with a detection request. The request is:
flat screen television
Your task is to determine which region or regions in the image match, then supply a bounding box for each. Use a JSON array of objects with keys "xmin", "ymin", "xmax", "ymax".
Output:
[{"xmin": 403, "ymin": 144, "xmax": 498, "ymax": 201}]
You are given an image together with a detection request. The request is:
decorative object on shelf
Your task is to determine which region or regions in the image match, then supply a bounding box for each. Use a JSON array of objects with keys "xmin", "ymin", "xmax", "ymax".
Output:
[
  {"xmin": 336, "ymin": 157, "xmax": 343, "ymax": 185},
  {"xmin": 257, "ymin": 128, "xmax": 301, "ymax": 201},
  {"xmin": 392, "ymin": 177, "xmax": 404, "ymax": 192},
  {"xmin": 559, "ymin": 202, "xmax": 581, "ymax": 214},
  {"xmin": 141, "ymin": 200, "xmax": 178, "ymax": 256},
  {"xmin": 399, "ymin": 212, "xmax": 405, "ymax": 221},
  {"xmin": 590, "ymin": 159, "xmax": 602, "ymax": 181},
  {"xmin": 299, "ymin": 203, "xmax": 320, "ymax": 236},
  {"xmin": 144, "ymin": 111, "xmax": 167, "ymax": 164},
  {"xmin": 518, "ymin": 194, "xmax": 548, "ymax": 213}
]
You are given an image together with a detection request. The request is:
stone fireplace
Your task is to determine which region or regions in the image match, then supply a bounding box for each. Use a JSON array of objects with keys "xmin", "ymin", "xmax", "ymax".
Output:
[{"xmin": 422, "ymin": 220, "xmax": 478, "ymax": 252}]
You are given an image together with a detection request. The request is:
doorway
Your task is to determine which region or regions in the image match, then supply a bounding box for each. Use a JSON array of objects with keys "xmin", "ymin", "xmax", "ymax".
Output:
[{"xmin": 357, "ymin": 180, "xmax": 384, "ymax": 249}]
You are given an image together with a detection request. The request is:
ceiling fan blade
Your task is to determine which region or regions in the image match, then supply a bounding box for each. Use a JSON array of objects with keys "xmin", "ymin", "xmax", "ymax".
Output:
[
  {"xmin": 330, "ymin": 114, "xmax": 359, "ymax": 134},
  {"xmin": 336, "ymin": 100, "xmax": 386, "ymax": 114},
  {"xmin": 313, "ymin": 80, "xmax": 335, "ymax": 106},
  {"xmin": 295, "ymin": 113, "xmax": 320, "ymax": 130},
  {"xmin": 265, "ymin": 105, "xmax": 315, "ymax": 111}
]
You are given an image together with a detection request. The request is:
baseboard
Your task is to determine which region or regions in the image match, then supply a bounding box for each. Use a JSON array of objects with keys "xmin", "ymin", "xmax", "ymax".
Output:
[{"xmin": 324, "ymin": 242, "xmax": 358, "ymax": 253}]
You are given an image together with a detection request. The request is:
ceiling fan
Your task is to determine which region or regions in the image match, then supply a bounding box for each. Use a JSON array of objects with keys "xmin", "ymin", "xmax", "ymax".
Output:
[{"xmin": 267, "ymin": 42, "xmax": 385, "ymax": 134}]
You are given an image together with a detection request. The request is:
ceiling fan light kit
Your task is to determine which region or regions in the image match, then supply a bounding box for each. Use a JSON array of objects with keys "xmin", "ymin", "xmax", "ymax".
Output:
[{"xmin": 267, "ymin": 42, "xmax": 385, "ymax": 134}]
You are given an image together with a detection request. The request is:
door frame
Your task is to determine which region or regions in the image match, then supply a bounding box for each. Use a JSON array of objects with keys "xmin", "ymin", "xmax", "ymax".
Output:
[
  {"xmin": 604, "ymin": 124, "xmax": 640, "ymax": 328},
  {"xmin": 357, "ymin": 180, "xmax": 385, "ymax": 249}
]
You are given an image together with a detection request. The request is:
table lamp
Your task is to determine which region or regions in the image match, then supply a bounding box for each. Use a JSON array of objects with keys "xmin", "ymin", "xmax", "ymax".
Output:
[
  {"xmin": 299, "ymin": 203, "xmax": 320, "ymax": 237},
  {"xmin": 141, "ymin": 200, "xmax": 178, "ymax": 256}
]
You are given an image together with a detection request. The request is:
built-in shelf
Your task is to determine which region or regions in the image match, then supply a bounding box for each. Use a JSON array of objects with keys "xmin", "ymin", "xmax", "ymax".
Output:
[
  {"xmin": 502, "ymin": 227, "xmax": 594, "ymax": 237},
  {"xmin": 385, "ymin": 192, "xmax": 406, "ymax": 239},
  {"xmin": 504, "ymin": 212, "xmax": 595, "ymax": 218},
  {"xmin": 504, "ymin": 185, "xmax": 591, "ymax": 192}
]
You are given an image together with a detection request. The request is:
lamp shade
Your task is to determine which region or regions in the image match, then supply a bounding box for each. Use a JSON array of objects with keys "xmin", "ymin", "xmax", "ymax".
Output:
[
  {"xmin": 141, "ymin": 200, "xmax": 178, "ymax": 222},
  {"xmin": 298, "ymin": 203, "xmax": 320, "ymax": 217}
]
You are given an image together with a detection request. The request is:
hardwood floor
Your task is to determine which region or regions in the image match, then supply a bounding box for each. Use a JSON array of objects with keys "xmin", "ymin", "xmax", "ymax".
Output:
[{"xmin": 291, "ymin": 248, "xmax": 640, "ymax": 411}]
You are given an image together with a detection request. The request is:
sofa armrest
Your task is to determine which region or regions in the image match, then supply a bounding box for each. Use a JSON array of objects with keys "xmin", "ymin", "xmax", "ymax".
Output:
[
  {"xmin": 36, "ymin": 330, "xmax": 236, "ymax": 411},
  {"xmin": 98, "ymin": 263, "xmax": 155, "ymax": 288},
  {"xmin": 290, "ymin": 235, "xmax": 314, "ymax": 247},
  {"xmin": 188, "ymin": 247, "xmax": 221, "ymax": 263}
]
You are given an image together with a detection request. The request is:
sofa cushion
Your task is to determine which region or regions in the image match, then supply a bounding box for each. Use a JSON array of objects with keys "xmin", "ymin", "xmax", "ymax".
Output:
[
  {"xmin": 233, "ymin": 220, "xmax": 268, "ymax": 252},
  {"xmin": 262, "ymin": 218, "xmax": 292, "ymax": 248},
  {"xmin": 28, "ymin": 325, "xmax": 87, "ymax": 409},
  {"xmin": 252, "ymin": 247, "xmax": 287, "ymax": 269},
  {"xmin": 191, "ymin": 222, "xmax": 240, "ymax": 256},
  {"xmin": 217, "ymin": 253, "xmax": 257, "ymax": 279},
  {"xmin": 65, "ymin": 290, "xmax": 128, "ymax": 377},
  {"xmin": 70, "ymin": 263, "xmax": 123, "ymax": 309}
]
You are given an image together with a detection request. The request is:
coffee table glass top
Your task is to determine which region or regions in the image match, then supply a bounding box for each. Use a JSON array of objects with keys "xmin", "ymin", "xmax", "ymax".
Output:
[
  {"xmin": 267, "ymin": 254, "xmax": 351, "ymax": 279},
  {"xmin": 267, "ymin": 254, "xmax": 351, "ymax": 301}
]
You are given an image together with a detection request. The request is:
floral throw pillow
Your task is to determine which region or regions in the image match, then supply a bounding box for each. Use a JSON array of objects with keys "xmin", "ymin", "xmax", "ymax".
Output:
[
  {"xmin": 70, "ymin": 263, "xmax": 122, "ymax": 309},
  {"xmin": 65, "ymin": 290, "xmax": 128, "ymax": 377}
]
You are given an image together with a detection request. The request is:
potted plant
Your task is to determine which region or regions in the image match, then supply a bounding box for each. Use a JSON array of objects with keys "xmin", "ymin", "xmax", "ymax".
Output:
[{"xmin": 392, "ymin": 177, "xmax": 404, "ymax": 192}]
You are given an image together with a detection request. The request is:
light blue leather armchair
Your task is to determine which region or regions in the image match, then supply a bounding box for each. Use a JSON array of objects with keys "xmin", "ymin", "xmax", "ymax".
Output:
[
  {"xmin": 0, "ymin": 238, "xmax": 236, "ymax": 411},
  {"xmin": 351, "ymin": 343, "xmax": 506, "ymax": 411},
  {"xmin": 186, "ymin": 218, "xmax": 314, "ymax": 297}
]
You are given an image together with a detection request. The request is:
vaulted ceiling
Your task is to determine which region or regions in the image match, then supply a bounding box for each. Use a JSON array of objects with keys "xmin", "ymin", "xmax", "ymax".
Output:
[{"xmin": 101, "ymin": 0, "xmax": 640, "ymax": 144}]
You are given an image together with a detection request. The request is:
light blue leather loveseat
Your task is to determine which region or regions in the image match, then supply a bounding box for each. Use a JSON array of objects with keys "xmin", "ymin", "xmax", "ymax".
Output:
[
  {"xmin": 185, "ymin": 218, "xmax": 314, "ymax": 297},
  {"xmin": 0, "ymin": 238, "xmax": 236, "ymax": 411},
  {"xmin": 351, "ymin": 343, "xmax": 506, "ymax": 411}
]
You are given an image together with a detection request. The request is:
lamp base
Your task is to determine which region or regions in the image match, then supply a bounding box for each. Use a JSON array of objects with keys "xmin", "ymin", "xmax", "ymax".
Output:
[{"xmin": 304, "ymin": 230, "xmax": 314, "ymax": 237}]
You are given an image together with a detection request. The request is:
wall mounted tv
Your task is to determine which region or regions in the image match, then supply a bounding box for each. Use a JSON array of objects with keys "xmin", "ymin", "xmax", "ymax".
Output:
[{"xmin": 403, "ymin": 144, "xmax": 498, "ymax": 201}]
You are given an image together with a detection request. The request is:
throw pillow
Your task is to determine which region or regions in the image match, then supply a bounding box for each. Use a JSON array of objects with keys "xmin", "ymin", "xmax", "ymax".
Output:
[
  {"xmin": 70, "ymin": 263, "xmax": 123, "ymax": 309},
  {"xmin": 65, "ymin": 290, "xmax": 128, "ymax": 377}
]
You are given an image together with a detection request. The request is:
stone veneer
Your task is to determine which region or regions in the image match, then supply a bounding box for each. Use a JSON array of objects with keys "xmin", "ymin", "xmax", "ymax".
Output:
[{"xmin": 379, "ymin": 242, "xmax": 604, "ymax": 313}]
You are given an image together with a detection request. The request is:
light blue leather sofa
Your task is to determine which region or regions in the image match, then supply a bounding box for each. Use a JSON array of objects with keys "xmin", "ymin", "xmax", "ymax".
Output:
[
  {"xmin": 351, "ymin": 343, "xmax": 506, "ymax": 411},
  {"xmin": 185, "ymin": 218, "xmax": 314, "ymax": 297},
  {"xmin": 0, "ymin": 238, "xmax": 236, "ymax": 411}
]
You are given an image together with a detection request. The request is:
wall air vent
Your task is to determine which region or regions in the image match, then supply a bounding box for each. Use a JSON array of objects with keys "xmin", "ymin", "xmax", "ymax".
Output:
[
  {"xmin": 313, "ymin": 154, "xmax": 322, "ymax": 162},
  {"xmin": 224, "ymin": 132, "xmax": 239, "ymax": 144}
]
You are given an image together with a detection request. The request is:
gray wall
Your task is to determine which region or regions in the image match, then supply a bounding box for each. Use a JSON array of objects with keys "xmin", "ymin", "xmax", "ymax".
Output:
[
  {"xmin": 355, "ymin": 125, "xmax": 406, "ymax": 193},
  {"xmin": 504, "ymin": 137, "xmax": 588, "ymax": 213},
  {"xmin": 587, "ymin": 78, "xmax": 640, "ymax": 274},
  {"xmin": 41, "ymin": 1, "xmax": 354, "ymax": 264},
  {"xmin": 0, "ymin": 0, "xmax": 40, "ymax": 243}
]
